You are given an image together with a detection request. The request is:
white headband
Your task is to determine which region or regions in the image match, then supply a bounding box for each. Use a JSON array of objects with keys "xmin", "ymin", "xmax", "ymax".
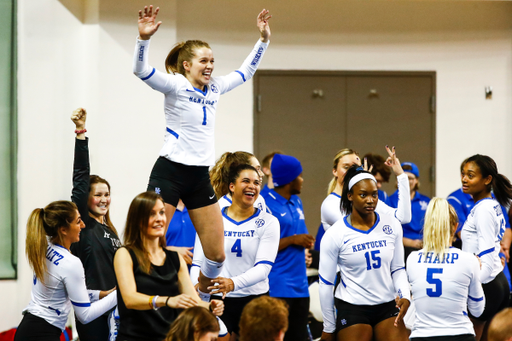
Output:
[{"xmin": 348, "ymin": 173, "xmax": 377, "ymax": 191}]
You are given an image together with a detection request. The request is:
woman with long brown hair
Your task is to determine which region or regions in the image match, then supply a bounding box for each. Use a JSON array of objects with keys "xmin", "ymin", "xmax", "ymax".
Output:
[
  {"xmin": 69, "ymin": 108, "xmax": 121, "ymax": 340},
  {"xmin": 15, "ymin": 201, "xmax": 117, "ymax": 341},
  {"xmin": 114, "ymin": 192, "xmax": 223, "ymax": 341}
]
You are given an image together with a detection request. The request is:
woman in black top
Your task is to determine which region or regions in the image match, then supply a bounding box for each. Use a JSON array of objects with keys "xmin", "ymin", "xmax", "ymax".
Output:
[
  {"xmin": 69, "ymin": 108, "xmax": 120, "ymax": 341},
  {"xmin": 114, "ymin": 191, "xmax": 223, "ymax": 341}
]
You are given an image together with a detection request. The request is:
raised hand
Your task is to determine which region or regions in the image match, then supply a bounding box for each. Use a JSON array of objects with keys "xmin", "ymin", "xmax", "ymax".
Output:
[
  {"xmin": 384, "ymin": 145, "xmax": 404, "ymax": 176},
  {"xmin": 208, "ymin": 277, "xmax": 234, "ymax": 299},
  {"xmin": 138, "ymin": 5, "xmax": 161, "ymax": 40},
  {"xmin": 71, "ymin": 108, "xmax": 86, "ymax": 130},
  {"xmin": 257, "ymin": 9, "xmax": 272, "ymax": 43}
]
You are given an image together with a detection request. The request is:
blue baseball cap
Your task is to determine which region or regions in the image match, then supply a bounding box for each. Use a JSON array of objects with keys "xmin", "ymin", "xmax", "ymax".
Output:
[
  {"xmin": 401, "ymin": 162, "xmax": 419, "ymax": 178},
  {"xmin": 271, "ymin": 154, "xmax": 303, "ymax": 187}
]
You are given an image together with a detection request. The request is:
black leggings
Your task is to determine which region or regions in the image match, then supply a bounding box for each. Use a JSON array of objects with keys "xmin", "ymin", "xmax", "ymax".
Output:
[
  {"xmin": 14, "ymin": 313, "xmax": 61, "ymax": 341},
  {"xmin": 470, "ymin": 271, "xmax": 509, "ymax": 321}
]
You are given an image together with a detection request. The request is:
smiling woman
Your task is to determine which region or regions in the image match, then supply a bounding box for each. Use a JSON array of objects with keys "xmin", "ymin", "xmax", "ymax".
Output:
[
  {"xmin": 191, "ymin": 165, "xmax": 280, "ymax": 339},
  {"xmin": 132, "ymin": 5, "xmax": 272, "ymax": 300},
  {"xmin": 114, "ymin": 192, "xmax": 224, "ymax": 341},
  {"xmin": 14, "ymin": 201, "xmax": 117, "ymax": 341},
  {"xmin": 68, "ymin": 108, "xmax": 121, "ymax": 341}
]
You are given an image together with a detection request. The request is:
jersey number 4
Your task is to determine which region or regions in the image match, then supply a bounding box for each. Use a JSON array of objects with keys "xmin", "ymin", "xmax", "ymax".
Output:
[
  {"xmin": 231, "ymin": 239, "xmax": 242, "ymax": 257},
  {"xmin": 364, "ymin": 250, "xmax": 381, "ymax": 270},
  {"xmin": 426, "ymin": 268, "xmax": 443, "ymax": 297}
]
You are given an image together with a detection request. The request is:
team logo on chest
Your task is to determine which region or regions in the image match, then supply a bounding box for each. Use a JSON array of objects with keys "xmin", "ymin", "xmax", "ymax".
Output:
[
  {"xmin": 254, "ymin": 219, "xmax": 265, "ymax": 228},
  {"xmin": 211, "ymin": 84, "xmax": 219, "ymax": 93},
  {"xmin": 420, "ymin": 201, "xmax": 428, "ymax": 211},
  {"xmin": 297, "ymin": 208, "xmax": 305, "ymax": 220},
  {"xmin": 382, "ymin": 225, "xmax": 393, "ymax": 235}
]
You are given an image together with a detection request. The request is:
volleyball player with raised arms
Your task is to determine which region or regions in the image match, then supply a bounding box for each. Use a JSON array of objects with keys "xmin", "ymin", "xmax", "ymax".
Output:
[
  {"xmin": 407, "ymin": 198, "xmax": 484, "ymax": 341},
  {"xmin": 133, "ymin": 5, "xmax": 272, "ymax": 299},
  {"xmin": 460, "ymin": 155, "xmax": 511, "ymax": 340},
  {"xmin": 191, "ymin": 164, "xmax": 280, "ymax": 339},
  {"xmin": 319, "ymin": 166, "xmax": 410, "ymax": 341},
  {"xmin": 321, "ymin": 146, "xmax": 411, "ymax": 232}
]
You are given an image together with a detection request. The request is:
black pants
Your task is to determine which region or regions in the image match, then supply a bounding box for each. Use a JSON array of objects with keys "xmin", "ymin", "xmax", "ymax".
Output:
[
  {"xmin": 411, "ymin": 334, "xmax": 476, "ymax": 341},
  {"xmin": 277, "ymin": 297, "xmax": 310, "ymax": 341},
  {"xmin": 76, "ymin": 314, "xmax": 109, "ymax": 341},
  {"xmin": 14, "ymin": 313, "xmax": 61, "ymax": 341},
  {"xmin": 470, "ymin": 271, "xmax": 509, "ymax": 321}
]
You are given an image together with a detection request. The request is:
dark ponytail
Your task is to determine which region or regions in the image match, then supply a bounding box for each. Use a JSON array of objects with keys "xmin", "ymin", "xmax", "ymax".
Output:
[
  {"xmin": 340, "ymin": 165, "xmax": 369, "ymax": 215},
  {"xmin": 464, "ymin": 154, "xmax": 512, "ymax": 207}
]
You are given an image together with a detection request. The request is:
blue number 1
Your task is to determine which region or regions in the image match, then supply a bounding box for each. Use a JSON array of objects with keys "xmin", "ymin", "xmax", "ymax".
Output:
[
  {"xmin": 202, "ymin": 106, "xmax": 207, "ymax": 125},
  {"xmin": 231, "ymin": 239, "xmax": 242, "ymax": 257},
  {"xmin": 426, "ymin": 268, "xmax": 443, "ymax": 297}
]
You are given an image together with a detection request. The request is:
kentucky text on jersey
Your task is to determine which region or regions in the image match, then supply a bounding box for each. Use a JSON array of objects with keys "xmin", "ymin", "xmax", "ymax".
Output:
[
  {"xmin": 251, "ymin": 47, "xmax": 264, "ymax": 66},
  {"xmin": 188, "ymin": 97, "xmax": 217, "ymax": 106},
  {"xmin": 416, "ymin": 251, "xmax": 459, "ymax": 264},
  {"xmin": 224, "ymin": 230, "xmax": 256, "ymax": 238},
  {"xmin": 352, "ymin": 240, "xmax": 387, "ymax": 253}
]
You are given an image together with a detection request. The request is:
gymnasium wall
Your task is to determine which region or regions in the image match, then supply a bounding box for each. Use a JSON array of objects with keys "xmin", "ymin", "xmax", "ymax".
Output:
[{"xmin": 1, "ymin": 0, "xmax": 510, "ymax": 330}]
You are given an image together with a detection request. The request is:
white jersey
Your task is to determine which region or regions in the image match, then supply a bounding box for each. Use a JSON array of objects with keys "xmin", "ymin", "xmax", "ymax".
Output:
[
  {"xmin": 191, "ymin": 208, "xmax": 280, "ymax": 297},
  {"xmin": 24, "ymin": 243, "xmax": 117, "ymax": 330},
  {"xmin": 218, "ymin": 194, "xmax": 267, "ymax": 213},
  {"xmin": 320, "ymin": 173, "xmax": 411, "ymax": 231},
  {"xmin": 461, "ymin": 198, "xmax": 506, "ymax": 283},
  {"xmin": 133, "ymin": 38, "xmax": 269, "ymax": 166},
  {"xmin": 318, "ymin": 213, "xmax": 410, "ymax": 333},
  {"xmin": 407, "ymin": 248, "xmax": 485, "ymax": 338}
]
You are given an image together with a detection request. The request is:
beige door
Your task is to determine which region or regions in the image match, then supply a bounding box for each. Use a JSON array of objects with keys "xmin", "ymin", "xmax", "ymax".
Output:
[{"xmin": 254, "ymin": 71, "xmax": 435, "ymax": 235}]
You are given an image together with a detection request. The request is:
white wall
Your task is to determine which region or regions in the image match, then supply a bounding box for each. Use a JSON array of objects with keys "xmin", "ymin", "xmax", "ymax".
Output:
[{"xmin": 1, "ymin": 0, "xmax": 510, "ymax": 330}]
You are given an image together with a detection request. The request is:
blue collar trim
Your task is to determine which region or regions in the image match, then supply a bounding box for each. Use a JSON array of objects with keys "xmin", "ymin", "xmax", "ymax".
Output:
[{"xmin": 343, "ymin": 213, "xmax": 381, "ymax": 234}]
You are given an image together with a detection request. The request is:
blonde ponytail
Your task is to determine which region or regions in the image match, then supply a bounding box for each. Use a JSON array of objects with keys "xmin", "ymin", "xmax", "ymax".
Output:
[{"xmin": 422, "ymin": 198, "xmax": 455, "ymax": 259}]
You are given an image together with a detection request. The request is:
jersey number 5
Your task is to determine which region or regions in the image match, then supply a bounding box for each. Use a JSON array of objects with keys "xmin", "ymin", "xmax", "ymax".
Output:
[
  {"xmin": 364, "ymin": 250, "xmax": 381, "ymax": 270},
  {"xmin": 426, "ymin": 268, "xmax": 443, "ymax": 297},
  {"xmin": 231, "ymin": 239, "xmax": 242, "ymax": 257}
]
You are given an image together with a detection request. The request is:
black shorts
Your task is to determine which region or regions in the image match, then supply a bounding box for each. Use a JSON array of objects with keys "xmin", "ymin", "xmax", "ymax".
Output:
[
  {"xmin": 14, "ymin": 313, "xmax": 62, "ymax": 341},
  {"xmin": 147, "ymin": 157, "xmax": 217, "ymax": 210},
  {"xmin": 335, "ymin": 299, "xmax": 399, "ymax": 331},
  {"xmin": 213, "ymin": 293, "xmax": 267, "ymax": 335},
  {"xmin": 411, "ymin": 334, "xmax": 476, "ymax": 341},
  {"xmin": 469, "ymin": 271, "xmax": 509, "ymax": 321}
]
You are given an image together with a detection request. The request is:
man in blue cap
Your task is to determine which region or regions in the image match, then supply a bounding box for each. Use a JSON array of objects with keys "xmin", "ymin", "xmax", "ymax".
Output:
[
  {"xmin": 388, "ymin": 162, "xmax": 430, "ymax": 262},
  {"xmin": 262, "ymin": 153, "xmax": 314, "ymax": 341}
]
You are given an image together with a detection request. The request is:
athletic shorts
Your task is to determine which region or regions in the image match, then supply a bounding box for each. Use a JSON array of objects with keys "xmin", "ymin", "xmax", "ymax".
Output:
[
  {"xmin": 411, "ymin": 334, "xmax": 476, "ymax": 341},
  {"xmin": 335, "ymin": 299, "xmax": 399, "ymax": 331},
  {"xmin": 147, "ymin": 157, "xmax": 217, "ymax": 210},
  {"xmin": 14, "ymin": 313, "xmax": 62, "ymax": 341},
  {"xmin": 470, "ymin": 271, "xmax": 509, "ymax": 321},
  {"xmin": 213, "ymin": 293, "xmax": 267, "ymax": 335}
]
